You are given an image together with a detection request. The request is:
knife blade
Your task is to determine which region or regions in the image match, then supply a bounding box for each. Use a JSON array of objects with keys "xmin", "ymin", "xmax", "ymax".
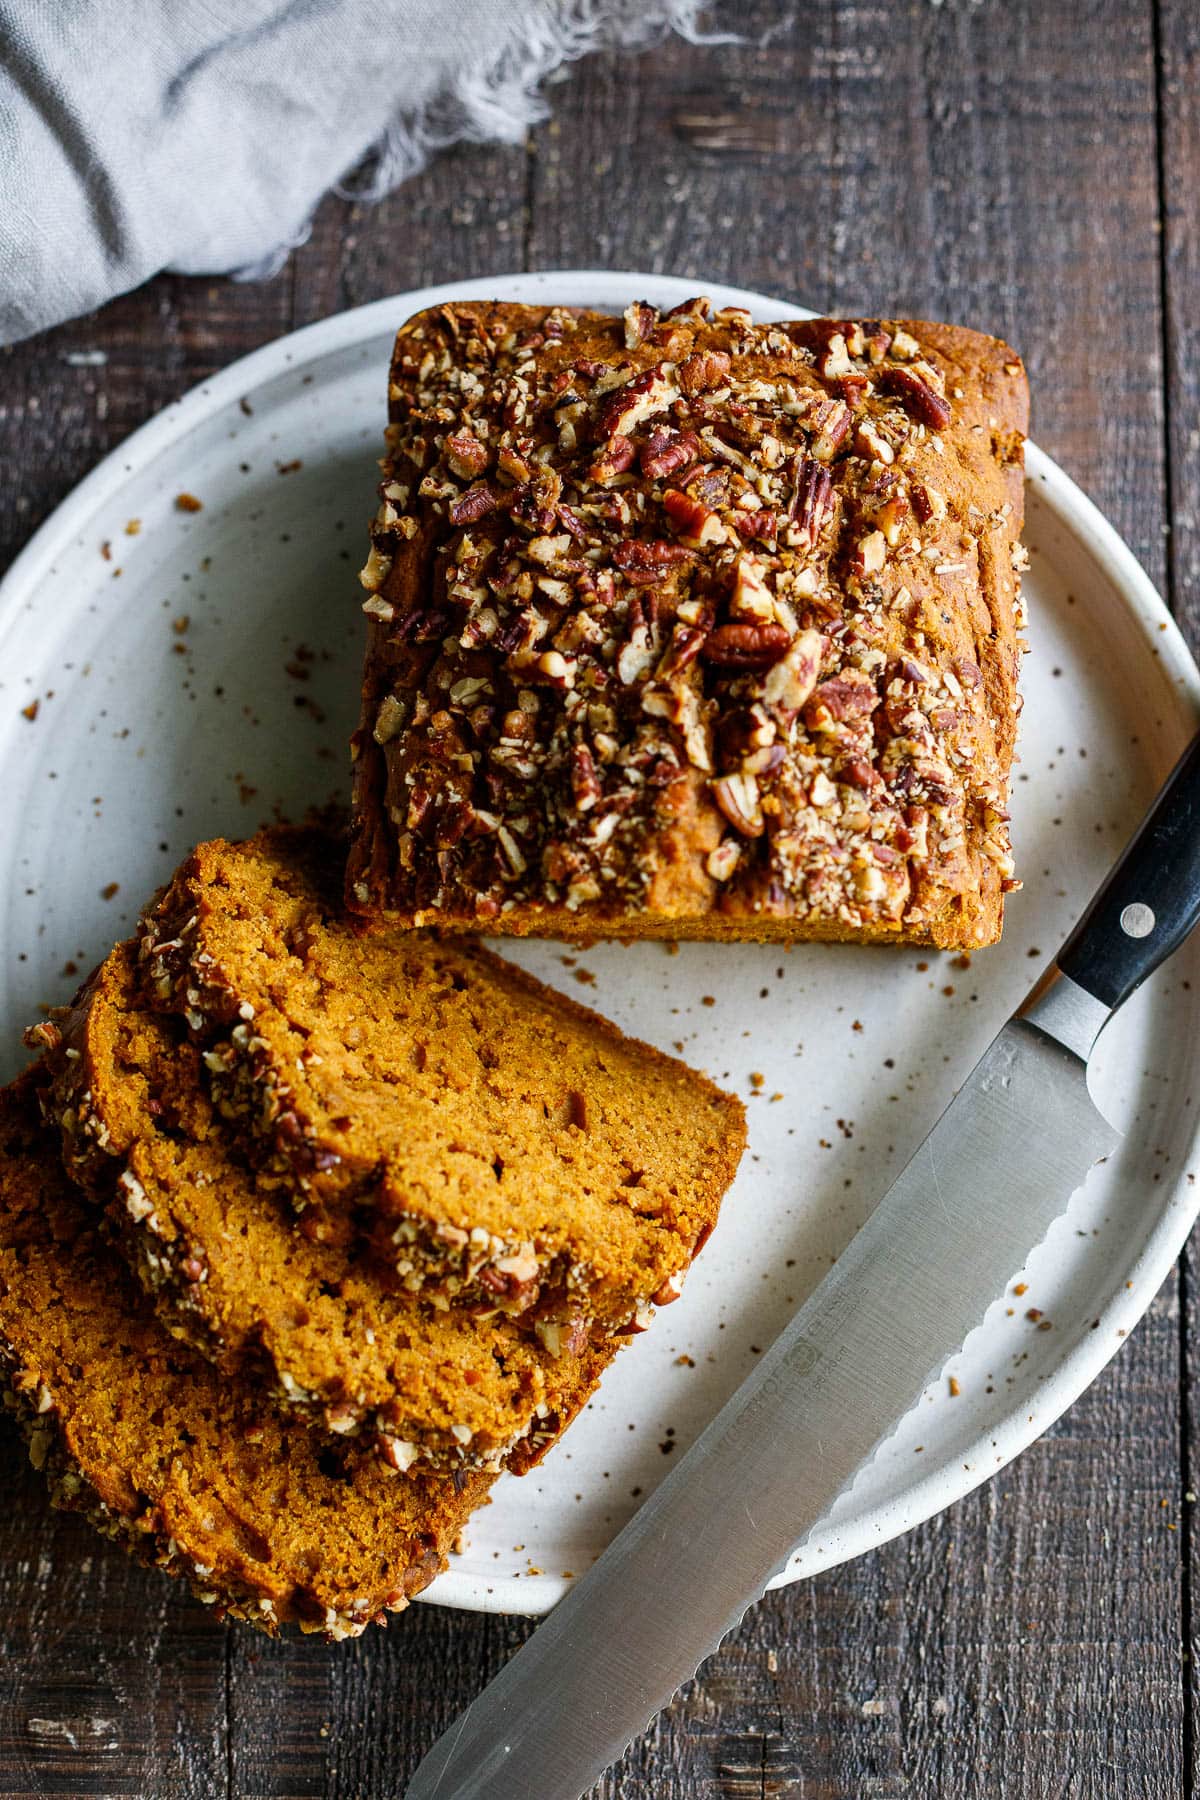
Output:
[{"xmin": 407, "ymin": 726, "xmax": 1200, "ymax": 1800}]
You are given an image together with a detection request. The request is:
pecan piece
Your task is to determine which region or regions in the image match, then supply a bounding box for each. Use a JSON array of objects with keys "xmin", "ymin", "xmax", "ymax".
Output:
[
  {"xmin": 711, "ymin": 771, "xmax": 764, "ymax": 837},
  {"xmin": 804, "ymin": 670, "xmax": 880, "ymax": 728},
  {"xmin": 477, "ymin": 1266, "xmax": 518, "ymax": 1299},
  {"xmin": 809, "ymin": 398, "xmax": 852, "ymax": 461},
  {"xmin": 877, "ymin": 494, "xmax": 909, "ymax": 545},
  {"xmin": 639, "ymin": 427, "xmax": 701, "ymax": 482},
  {"xmin": 616, "ymin": 622, "xmax": 657, "ymax": 685},
  {"xmin": 746, "ymin": 741, "xmax": 787, "ymax": 778},
  {"xmin": 706, "ymin": 837, "xmax": 742, "ymax": 882},
  {"xmin": 855, "ymin": 419, "xmax": 895, "ymax": 466},
  {"xmin": 732, "ymin": 507, "xmax": 778, "ymax": 544},
  {"xmin": 612, "ymin": 538, "xmax": 693, "ymax": 584},
  {"xmin": 728, "ymin": 553, "xmax": 774, "ymax": 621},
  {"xmin": 678, "ymin": 348, "xmax": 731, "ymax": 398},
  {"xmin": 21, "ymin": 1019, "xmax": 62, "ymax": 1053},
  {"xmin": 445, "ymin": 432, "xmax": 489, "ymax": 479},
  {"xmin": 838, "ymin": 373, "xmax": 871, "ymax": 409},
  {"xmin": 533, "ymin": 649, "xmax": 576, "ymax": 689},
  {"xmin": 406, "ymin": 786, "xmax": 434, "ymax": 835},
  {"xmin": 587, "ymin": 433, "xmax": 636, "ymax": 484},
  {"xmin": 595, "ymin": 363, "xmax": 679, "ymax": 439},
  {"xmin": 789, "ymin": 455, "xmax": 834, "ymax": 548},
  {"xmin": 623, "ymin": 300, "xmax": 658, "ymax": 348},
  {"xmin": 662, "ymin": 488, "xmax": 726, "ymax": 546},
  {"xmin": 448, "ymin": 483, "xmax": 496, "ymax": 526},
  {"xmin": 570, "ymin": 742, "xmax": 602, "ymax": 812},
  {"xmin": 879, "ymin": 365, "xmax": 952, "ymax": 431},
  {"xmin": 862, "ymin": 324, "xmax": 892, "ymax": 363},
  {"xmin": 496, "ymin": 444, "xmax": 534, "ymax": 485},
  {"xmin": 665, "ymin": 295, "xmax": 712, "ymax": 322},
  {"xmin": 837, "ymin": 757, "xmax": 879, "ymax": 791},
  {"xmin": 716, "ymin": 703, "xmax": 775, "ymax": 770},
  {"xmin": 511, "ymin": 466, "xmax": 562, "ymax": 533},
  {"xmin": 653, "ymin": 1271, "xmax": 686, "ymax": 1306},
  {"xmin": 910, "ymin": 481, "xmax": 947, "ymax": 523},
  {"xmin": 851, "ymin": 529, "xmax": 887, "ymax": 577},
  {"xmin": 396, "ymin": 607, "xmax": 453, "ymax": 643},
  {"xmin": 658, "ymin": 620, "xmax": 709, "ymax": 677},
  {"xmin": 819, "ymin": 332, "xmax": 855, "ymax": 378},
  {"xmin": 762, "ymin": 628, "xmax": 823, "ymax": 715},
  {"xmin": 701, "ymin": 621, "xmax": 791, "ymax": 669}
]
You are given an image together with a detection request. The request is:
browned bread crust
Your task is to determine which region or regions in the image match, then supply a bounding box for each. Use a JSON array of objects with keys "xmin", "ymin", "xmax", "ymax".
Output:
[{"xmin": 347, "ymin": 300, "xmax": 1028, "ymax": 948}]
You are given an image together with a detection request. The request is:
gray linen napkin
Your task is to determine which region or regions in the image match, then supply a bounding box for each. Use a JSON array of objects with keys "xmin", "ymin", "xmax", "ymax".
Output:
[{"xmin": 0, "ymin": 0, "xmax": 713, "ymax": 344}]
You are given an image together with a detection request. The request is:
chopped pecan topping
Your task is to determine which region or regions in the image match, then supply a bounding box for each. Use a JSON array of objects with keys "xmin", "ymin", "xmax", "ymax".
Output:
[
  {"xmin": 706, "ymin": 837, "xmax": 742, "ymax": 881},
  {"xmin": 570, "ymin": 743, "xmax": 602, "ymax": 812},
  {"xmin": 809, "ymin": 398, "xmax": 852, "ymax": 461},
  {"xmin": 731, "ymin": 506, "xmax": 777, "ymax": 545},
  {"xmin": 448, "ymin": 483, "xmax": 496, "ymax": 526},
  {"xmin": 623, "ymin": 300, "xmax": 658, "ymax": 349},
  {"xmin": 445, "ymin": 432, "xmax": 490, "ymax": 479},
  {"xmin": 852, "ymin": 530, "xmax": 887, "ymax": 577},
  {"xmin": 662, "ymin": 488, "xmax": 726, "ymax": 546},
  {"xmin": 805, "ymin": 671, "xmax": 879, "ymax": 728},
  {"xmin": 356, "ymin": 301, "xmax": 1023, "ymax": 942},
  {"xmin": 658, "ymin": 620, "xmax": 709, "ymax": 677},
  {"xmin": 665, "ymin": 295, "xmax": 713, "ymax": 323},
  {"xmin": 879, "ymin": 365, "xmax": 953, "ymax": 431},
  {"xmin": 819, "ymin": 333, "xmax": 855, "ymax": 379},
  {"xmin": 595, "ymin": 363, "xmax": 679, "ymax": 439},
  {"xmin": 587, "ymin": 434, "xmax": 636, "ymax": 484},
  {"xmin": 639, "ymin": 427, "xmax": 701, "ymax": 482},
  {"xmin": 762, "ymin": 629, "xmax": 823, "ymax": 715},
  {"xmin": 728, "ymin": 553, "xmax": 774, "ymax": 620},
  {"xmin": 789, "ymin": 455, "xmax": 834, "ymax": 548},
  {"xmin": 711, "ymin": 772, "xmax": 764, "ymax": 836},
  {"xmin": 678, "ymin": 348, "xmax": 732, "ymax": 397},
  {"xmin": 612, "ymin": 538, "xmax": 694, "ymax": 583},
  {"xmin": 911, "ymin": 481, "xmax": 947, "ymax": 523},
  {"xmin": 22, "ymin": 1019, "xmax": 62, "ymax": 1053},
  {"xmin": 701, "ymin": 622, "xmax": 792, "ymax": 670}
]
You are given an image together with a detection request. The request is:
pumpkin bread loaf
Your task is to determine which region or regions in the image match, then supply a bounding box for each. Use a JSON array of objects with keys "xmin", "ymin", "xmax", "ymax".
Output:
[
  {"xmin": 38, "ymin": 943, "xmax": 618, "ymax": 1477},
  {"xmin": 0, "ymin": 1071, "xmax": 503, "ymax": 1639},
  {"xmin": 346, "ymin": 300, "xmax": 1027, "ymax": 948},
  {"xmin": 137, "ymin": 827, "xmax": 747, "ymax": 1326}
]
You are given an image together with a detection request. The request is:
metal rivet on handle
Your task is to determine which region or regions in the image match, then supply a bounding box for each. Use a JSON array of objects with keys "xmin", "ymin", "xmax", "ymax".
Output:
[{"xmin": 1119, "ymin": 902, "xmax": 1156, "ymax": 939}]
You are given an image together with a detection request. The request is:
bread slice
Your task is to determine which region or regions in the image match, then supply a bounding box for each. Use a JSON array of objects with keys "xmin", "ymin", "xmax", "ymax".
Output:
[
  {"xmin": 346, "ymin": 300, "xmax": 1027, "ymax": 949},
  {"xmin": 0, "ymin": 1070, "xmax": 502, "ymax": 1638},
  {"xmin": 138, "ymin": 827, "xmax": 746, "ymax": 1326},
  {"xmin": 38, "ymin": 942, "xmax": 616, "ymax": 1476}
]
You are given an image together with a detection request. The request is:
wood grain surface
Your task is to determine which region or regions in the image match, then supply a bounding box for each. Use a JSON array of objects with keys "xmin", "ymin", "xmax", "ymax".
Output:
[{"xmin": 0, "ymin": 2, "xmax": 1195, "ymax": 1795}]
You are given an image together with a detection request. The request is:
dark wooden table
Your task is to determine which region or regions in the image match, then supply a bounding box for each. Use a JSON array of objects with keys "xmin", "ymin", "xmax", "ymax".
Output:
[{"xmin": 1, "ymin": 2, "xmax": 1197, "ymax": 1793}]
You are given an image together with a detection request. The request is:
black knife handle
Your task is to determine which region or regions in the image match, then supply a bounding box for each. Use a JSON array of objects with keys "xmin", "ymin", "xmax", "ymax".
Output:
[{"xmin": 1058, "ymin": 726, "xmax": 1200, "ymax": 1014}]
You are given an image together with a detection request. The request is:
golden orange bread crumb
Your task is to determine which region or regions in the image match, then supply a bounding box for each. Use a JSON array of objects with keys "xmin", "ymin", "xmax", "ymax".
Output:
[
  {"xmin": 346, "ymin": 301, "xmax": 1027, "ymax": 948},
  {"xmin": 138, "ymin": 827, "xmax": 747, "ymax": 1327},
  {"xmin": 39, "ymin": 942, "xmax": 619, "ymax": 1477}
]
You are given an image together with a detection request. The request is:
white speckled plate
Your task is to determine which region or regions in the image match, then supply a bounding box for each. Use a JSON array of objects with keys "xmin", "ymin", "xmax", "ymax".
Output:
[{"xmin": 1, "ymin": 273, "xmax": 1198, "ymax": 1618}]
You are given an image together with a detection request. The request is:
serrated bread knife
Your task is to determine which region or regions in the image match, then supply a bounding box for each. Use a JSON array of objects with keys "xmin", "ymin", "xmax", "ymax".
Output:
[{"xmin": 407, "ymin": 727, "xmax": 1200, "ymax": 1800}]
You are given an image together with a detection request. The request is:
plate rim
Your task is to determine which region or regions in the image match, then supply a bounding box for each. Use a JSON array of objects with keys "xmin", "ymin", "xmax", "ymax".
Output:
[{"xmin": 3, "ymin": 270, "xmax": 1199, "ymax": 1619}]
